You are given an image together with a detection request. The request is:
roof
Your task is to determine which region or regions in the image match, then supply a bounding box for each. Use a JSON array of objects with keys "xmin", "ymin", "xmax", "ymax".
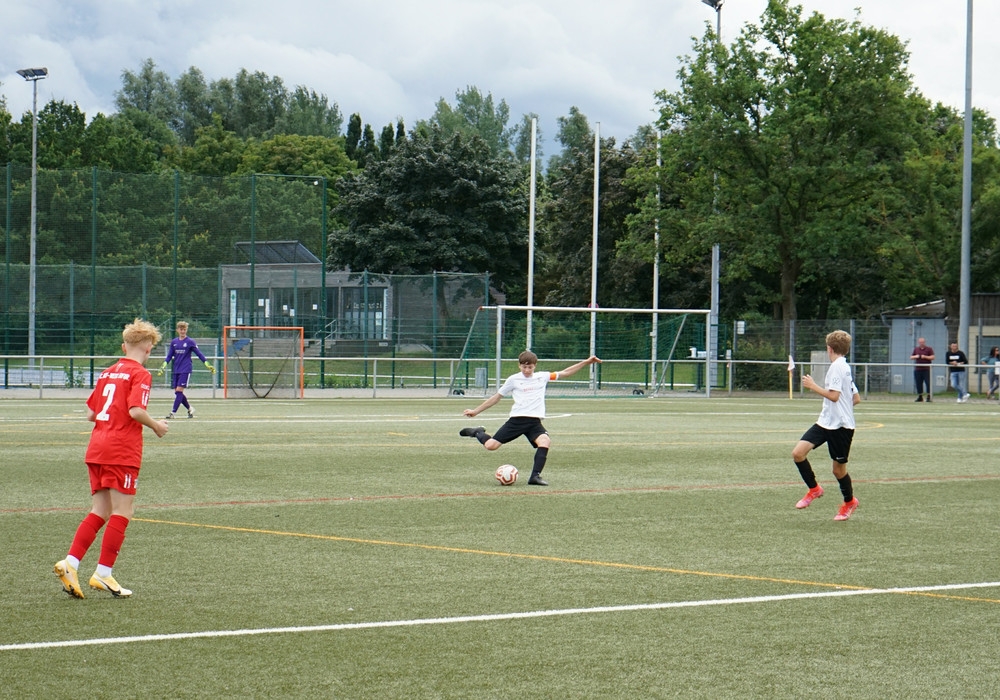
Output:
[
  {"xmin": 233, "ymin": 240, "xmax": 321, "ymax": 264},
  {"xmin": 884, "ymin": 299, "xmax": 946, "ymax": 318}
]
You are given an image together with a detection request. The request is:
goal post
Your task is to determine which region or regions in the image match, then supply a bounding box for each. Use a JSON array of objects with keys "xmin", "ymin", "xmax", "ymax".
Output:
[
  {"xmin": 448, "ymin": 305, "xmax": 713, "ymax": 398},
  {"xmin": 222, "ymin": 326, "xmax": 304, "ymax": 398}
]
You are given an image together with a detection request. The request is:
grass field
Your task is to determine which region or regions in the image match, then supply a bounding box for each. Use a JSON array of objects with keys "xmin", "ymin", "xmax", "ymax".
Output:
[{"xmin": 2, "ymin": 394, "xmax": 999, "ymax": 698}]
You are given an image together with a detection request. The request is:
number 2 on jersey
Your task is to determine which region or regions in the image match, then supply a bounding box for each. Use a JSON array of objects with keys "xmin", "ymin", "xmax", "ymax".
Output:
[{"xmin": 96, "ymin": 384, "xmax": 116, "ymax": 421}]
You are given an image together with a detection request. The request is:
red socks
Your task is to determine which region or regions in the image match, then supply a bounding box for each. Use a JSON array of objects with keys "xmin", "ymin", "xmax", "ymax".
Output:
[
  {"xmin": 98, "ymin": 515, "xmax": 130, "ymax": 568},
  {"xmin": 68, "ymin": 512, "xmax": 106, "ymax": 561}
]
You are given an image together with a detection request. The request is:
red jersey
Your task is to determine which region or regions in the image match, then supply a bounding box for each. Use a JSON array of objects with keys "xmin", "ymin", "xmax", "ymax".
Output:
[{"xmin": 85, "ymin": 358, "xmax": 153, "ymax": 468}]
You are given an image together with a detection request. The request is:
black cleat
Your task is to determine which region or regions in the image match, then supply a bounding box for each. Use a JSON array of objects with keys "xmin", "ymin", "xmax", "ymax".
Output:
[
  {"xmin": 528, "ymin": 475, "xmax": 548, "ymax": 486},
  {"xmin": 459, "ymin": 426, "xmax": 484, "ymax": 437}
]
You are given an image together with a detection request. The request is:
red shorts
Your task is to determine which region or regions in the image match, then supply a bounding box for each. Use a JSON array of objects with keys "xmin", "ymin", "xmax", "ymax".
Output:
[{"xmin": 87, "ymin": 463, "xmax": 140, "ymax": 495}]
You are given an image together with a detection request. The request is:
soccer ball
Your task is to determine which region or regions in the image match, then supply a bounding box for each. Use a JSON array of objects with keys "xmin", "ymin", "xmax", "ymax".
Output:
[{"xmin": 495, "ymin": 464, "xmax": 518, "ymax": 485}]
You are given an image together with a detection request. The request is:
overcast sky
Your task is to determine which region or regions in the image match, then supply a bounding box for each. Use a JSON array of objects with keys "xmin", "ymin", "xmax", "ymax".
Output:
[{"xmin": 2, "ymin": 1, "xmax": 998, "ymax": 153}]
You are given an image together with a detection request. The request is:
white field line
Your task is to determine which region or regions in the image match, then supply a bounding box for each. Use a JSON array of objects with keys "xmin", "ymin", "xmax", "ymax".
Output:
[{"xmin": 4, "ymin": 581, "xmax": 999, "ymax": 652}]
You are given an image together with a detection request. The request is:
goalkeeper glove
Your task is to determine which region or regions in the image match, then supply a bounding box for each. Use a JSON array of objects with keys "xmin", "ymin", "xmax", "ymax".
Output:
[
  {"xmin": 156, "ymin": 361, "xmax": 167, "ymax": 377},
  {"xmin": 205, "ymin": 361, "xmax": 216, "ymax": 373}
]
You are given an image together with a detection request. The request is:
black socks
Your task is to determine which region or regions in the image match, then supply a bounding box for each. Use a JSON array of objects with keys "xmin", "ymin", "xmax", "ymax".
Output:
[
  {"xmin": 532, "ymin": 447, "xmax": 549, "ymax": 476},
  {"xmin": 837, "ymin": 473, "xmax": 853, "ymax": 502},
  {"xmin": 795, "ymin": 460, "xmax": 818, "ymax": 489}
]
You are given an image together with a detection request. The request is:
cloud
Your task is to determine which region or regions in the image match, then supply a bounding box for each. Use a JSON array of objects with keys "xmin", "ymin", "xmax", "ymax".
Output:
[
  {"xmin": 1, "ymin": 0, "xmax": 998, "ymax": 151},
  {"xmin": 186, "ymin": 35, "xmax": 412, "ymax": 125}
]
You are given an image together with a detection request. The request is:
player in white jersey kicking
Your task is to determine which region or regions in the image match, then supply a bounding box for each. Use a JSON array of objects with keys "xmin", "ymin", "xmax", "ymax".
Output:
[
  {"xmin": 792, "ymin": 330, "xmax": 862, "ymax": 521},
  {"xmin": 459, "ymin": 350, "xmax": 601, "ymax": 485}
]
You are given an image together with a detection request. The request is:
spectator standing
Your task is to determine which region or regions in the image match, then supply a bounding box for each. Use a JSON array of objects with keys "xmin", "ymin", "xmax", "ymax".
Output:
[
  {"xmin": 981, "ymin": 346, "xmax": 1000, "ymax": 400},
  {"xmin": 946, "ymin": 342, "xmax": 970, "ymax": 403},
  {"xmin": 910, "ymin": 337, "xmax": 935, "ymax": 402}
]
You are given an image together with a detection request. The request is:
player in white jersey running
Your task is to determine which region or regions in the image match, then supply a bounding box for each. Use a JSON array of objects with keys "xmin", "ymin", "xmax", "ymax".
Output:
[
  {"xmin": 792, "ymin": 330, "xmax": 862, "ymax": 521},
  {"xmin": 459, "ymin": 350, "xmax": 601, "ymax": 485}
]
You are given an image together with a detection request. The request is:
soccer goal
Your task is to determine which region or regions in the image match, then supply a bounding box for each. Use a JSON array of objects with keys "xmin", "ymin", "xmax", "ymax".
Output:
[
  {"xmin": 222, "ymin": 326, "xmax": 304, "ymax": 398},
  {"xmin": 447, "ymin": 305, "xmax": 713, "ymax": 398}
]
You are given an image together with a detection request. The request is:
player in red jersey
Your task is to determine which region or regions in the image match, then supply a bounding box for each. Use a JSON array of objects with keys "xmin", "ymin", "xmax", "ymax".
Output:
[{"xmin": 53, "ymin": 318, "xmax": 169, "ymax": 598}]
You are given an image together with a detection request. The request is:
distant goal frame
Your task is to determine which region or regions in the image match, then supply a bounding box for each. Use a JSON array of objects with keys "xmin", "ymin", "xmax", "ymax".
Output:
[
  {"xmin": 453, "ymin": 305, "xmax": 714, "ymax": 397},
  {"xmin": 222, "ymin": 325, "xmax": 305, "ymax": 399}
]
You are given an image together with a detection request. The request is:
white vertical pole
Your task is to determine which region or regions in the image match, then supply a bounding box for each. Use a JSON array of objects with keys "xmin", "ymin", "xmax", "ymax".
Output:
[
  {"xmin": 527, "ymin": 118, "xmax": 537, "ymax": 351},
  {"xmin": 652, "ymin": 131, "xmax": 661, "ymax": 375},
  {"xmin": 959, "ymin": 0, "xmax": 973, "ymax": 353},
  {"xmin": 494, "ymin": 306, "xmax": 504, "ymax": 392},
  {"xmin": 28, "ymin": 78, "xmax": 39, "ymax": 370},
  {"xmin": 707, "ymin": 1, "xmax": 722, "ymax": 398},
  {"xmin": 590, "ymin": 124, "xmax": 600, "ymax": 384}
]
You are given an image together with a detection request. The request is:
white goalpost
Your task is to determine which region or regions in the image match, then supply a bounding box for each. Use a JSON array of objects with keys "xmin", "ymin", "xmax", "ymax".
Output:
[
  {"xmin": 222, "ymin": 326, "xmax": 305, "ymax": 398},
  {"xmin": 449, "ymin": 305, "xmax": 714, "ymax": 398}
]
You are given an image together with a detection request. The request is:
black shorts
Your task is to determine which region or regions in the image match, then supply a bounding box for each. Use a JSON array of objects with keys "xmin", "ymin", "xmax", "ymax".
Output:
[
  {"xmin": 800, "ymin": 424, "xmax": 855, "ymax": 464},
  {"xmin": 492, "ymin": 416, "xmax": 548, "ymax": 447}
]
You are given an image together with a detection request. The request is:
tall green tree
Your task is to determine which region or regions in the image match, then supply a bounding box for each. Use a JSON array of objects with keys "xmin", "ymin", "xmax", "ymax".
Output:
[
  {"xmin": 175, "ymin": 67, "xmax": 213, "ymax": 146},
  {"xmin": 275, "ymin": 86, "xmax": 343, "ymax": 138},
  {"xmin": 330, "ymin": 125, "xmax": 527, "ymax": 288},
  {"xmin": 539, "ymin": 108, "xmax": 642, "ymax": 307},
  {"xmin": 176, "ymin": 114, "xmax": 246, "ymax": 176},
  {"xmin": 82, "ymin": 113, "xmax": 161, "ymax": 172},
  {"xmin": 115, "ymin": 59, "xmax": 180, "ymax": 131},
  {"xmin": 421, "ymin": 86, "xmax": 516, "ymax": 158},
  {"xmin": 344, "ymin": 113, "xmax": 362, "ymax": 162},
  {"xmin": 237, "ymin": 133, "xmax": 354, "ymax": 182},
  {"xmin": 12, "ymin": 100, "xmax": 89, "ymax": 169},
  {"xmin": 231, "ymin": 69, "xmax": 288, "ymax": 139},
  {"xmin": 638, "ymin": 0, "xmax": 920, "ymax": 322},
  {"xmin": 884, "ymin": 105, "xmax": 1000, "ymax": 332},
  {"xmin": 0, "ymin": 98, "xmax": 12, "ymax": 164}
]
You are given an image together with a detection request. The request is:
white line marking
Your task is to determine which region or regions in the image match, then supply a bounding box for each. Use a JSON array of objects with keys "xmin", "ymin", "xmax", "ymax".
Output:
[{"xmin": 5, "ymin": 581, "xmax": 998, "ymax": 651}]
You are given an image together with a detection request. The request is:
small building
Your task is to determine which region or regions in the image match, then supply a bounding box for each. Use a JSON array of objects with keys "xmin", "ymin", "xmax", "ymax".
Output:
[
  {"xmin": 220, "ymin": 240, "xmax": 392, "ymax": 352},
  {"xmin": 884, "ymin": 295, "xmax": 1000, "ymax": 395}
]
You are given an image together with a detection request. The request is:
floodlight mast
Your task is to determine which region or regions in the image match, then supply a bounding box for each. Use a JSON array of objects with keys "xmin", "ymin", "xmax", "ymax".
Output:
[
  {"xmin": 16, "ymin": 67, "xmax": 48, "ymax": 370},
  {"xmin": 699, "ymin": 1, "xmax": 722, "ymax": 396},
  {"xmin": 701, "ymin": 0, "xmax": 723, "ymax": 39}
]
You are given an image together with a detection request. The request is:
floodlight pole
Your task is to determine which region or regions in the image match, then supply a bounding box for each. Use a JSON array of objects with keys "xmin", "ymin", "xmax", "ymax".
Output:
[
  {"xmin": 17, "ymin": 67, "xmax": 47, "ymax": 370},
  {"xmin": 958, "ymin": 0, "xmax": 973, "ymax": 353},
  {"xmin": 700, "ymin": 0, "xmax": 722, "ymax": 397}
]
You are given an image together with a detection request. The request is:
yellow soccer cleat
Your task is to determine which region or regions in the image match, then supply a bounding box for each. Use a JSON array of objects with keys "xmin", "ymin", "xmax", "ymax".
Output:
[
  {"xmin": 89, "ymin": 572, "xmax": 132, "ymax": 598},
  {"xmin": 54, "ymin": 559, "xmax": 85, "ymax": 599}
]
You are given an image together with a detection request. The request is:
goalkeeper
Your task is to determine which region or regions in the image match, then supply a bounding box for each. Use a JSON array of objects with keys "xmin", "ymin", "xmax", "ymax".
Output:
[{"xmin": 158, "ymin": 321, "xmax": 214, "ymax": 419}]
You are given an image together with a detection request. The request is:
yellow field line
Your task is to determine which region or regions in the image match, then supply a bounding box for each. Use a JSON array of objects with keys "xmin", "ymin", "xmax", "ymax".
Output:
[{"xmin": 135, "ymin": 517, "xmax": 1000, "ymax": 604}]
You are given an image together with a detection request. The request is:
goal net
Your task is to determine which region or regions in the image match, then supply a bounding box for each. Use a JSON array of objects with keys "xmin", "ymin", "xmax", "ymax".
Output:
[
  {"xmin": 448, "ymin": 305, "xmax": 712, "ymax": 398},
  {"xmin": 222, "ymin": 326, "xmax": 304, "ymax": 398}
]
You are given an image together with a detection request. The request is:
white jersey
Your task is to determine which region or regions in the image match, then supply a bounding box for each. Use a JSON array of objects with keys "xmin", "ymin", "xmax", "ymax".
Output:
[
  {"xmin": 816, "ymin": 356, "xmax": 856, "ymax": 430},
  {"xmin": 498, "ymin": 370, "xmax": 558, "ymax": 418}
]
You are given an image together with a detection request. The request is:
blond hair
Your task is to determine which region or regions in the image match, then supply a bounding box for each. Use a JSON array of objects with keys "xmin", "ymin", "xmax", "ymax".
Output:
[
  {"xmin": 122, "ymin": 318, "xmax": 162, "ymax": 348},
  {"xmin": 826, "ymin": 330, "xmax": 852, "ymax": 357},
  {"xmin": 176, "ymin": 321, "xmax": 189, "ymax": 331}
]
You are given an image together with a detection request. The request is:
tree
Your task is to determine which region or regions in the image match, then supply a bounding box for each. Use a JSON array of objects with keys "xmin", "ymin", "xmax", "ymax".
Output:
[
  {"xmin": 0, "ymin": 99, "xmax": 12, "ymax": 164},
  {"xmin": 884, "ymin": 104, "xmax": 1000, "ymax": 335},
  {"xmin": 421, "ymin": 86, "xmax": 516, "ymax": 158},
  {"xmin": 231, "ymin": 69, "xmax": 288, "ymax": 139},
  {"xmin": 344, "ymin": 113, "xmax": 362, "ymax": 162},
  {"xmin": 24, "ymin": 100, "xmax": 88, "ymax": 169},
  {"xmin": 330, "ymin": 125, "xmax": 527, "ymax": 288},
  {"xmin": 115, "ymin": 59, "xmax": 179, "ymax": 131},
  {"xmin": 275, "ymin": 86, "xmax": 343, "ymax": 138},
  {"xmin": 538, "ymin": 108, "xmax": 642, "ymax": 307},
  {"xmin": 512, "ymin": 113, "xmax": 543, "ymax": 166},
  {"xmin": 82, "ymin": 113, "xmax": 161, "ymax": 172},
  {"xmin": 378, "ymin": 123, "xmax": 395, "ymax": 156},
  {"xmin": 176, "ymin": 114, "xmax": 246, "ymax": 176},
  {"xmin": 175, "ymin": 67, "xmax": 213, "ymax": 146},
  {"xmin": 237, "ymin": 133, "xmax": 354, "ymax": 182},
  {"xmin": 642, "ymin": 0, "xmax": 920, "ymax": 322}
]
